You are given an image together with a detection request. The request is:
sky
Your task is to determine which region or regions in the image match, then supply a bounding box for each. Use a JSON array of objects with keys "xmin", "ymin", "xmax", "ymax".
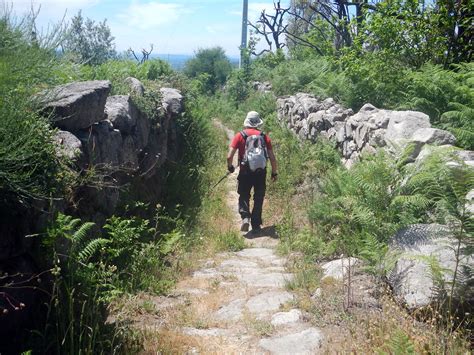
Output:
[{"xmin": 7, "ymin": 0, "xmax": 288, "ymax": 57}]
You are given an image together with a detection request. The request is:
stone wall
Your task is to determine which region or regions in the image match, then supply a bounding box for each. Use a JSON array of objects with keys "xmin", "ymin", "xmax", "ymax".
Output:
[
  {"xmin": 0, "ymin": 79, "xmax": 183, "ymax": 346},
  {"xmin": 276, "ymin": 93, "xmax": 461, "ymax": 168},
  {"xmin": 47, "ymin": 80, "xmax": 183, "ymax": 224}
]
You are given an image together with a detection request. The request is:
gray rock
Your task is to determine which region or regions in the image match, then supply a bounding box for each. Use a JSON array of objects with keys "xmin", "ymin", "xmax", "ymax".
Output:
[
  {"xmin": 219, "ymin": 259, "xmax": 259, "ymax": 270},
  {"xmin": 466, "ymin": 190, "xmax": 474, "ymax": 214},
  {"xmin": 321, "ymin": 257, "xmax": 361, "ymax": 281},
  {"xmin": 336, "ymin": 127, "xmax": 346, "ymax": 143},
  {"xmin": 368, "ymin": 113, "xmax": 390, "ymax": 129},
  {"xmin": 160, "ymin": 87, "xmax": 183, "ymax": 115},
  {"xmin": 455, "ymin": 150, "xmax": 474, "ymax": 164},
  {"xmin": 192, "ymin": 268, "xmax": 223, "ymax": 279},
  {"xmin": 236, "ymin": 248, "xmax": 275, "ymax": 259},
  {"xmin": 307, "ymin": 112, "xmax": 327, "ymax": 132},
  {"xmin": 121, "ymin": 135, "xmax": 139, "ymax": 169},
  {"xmin": 345, "ymin": 122, "xmax": 353, "ymax": 139},
  {"xmin": 368, "ymin": 129, "xmax": 386, "ymax": 147},
  {"xmin": 246, "ymin": 291, "xmax": 294, "ymax": 314},
  {"xmin": 259, "ymin": 328, "xmax": 323, "ymax": 354},
  {"xmin": 39, "ymin": 80, "xmax": 111, "ymax": 131},
  {"xmin": 412, "ymin": 128, "xmax": 456, "ymax": 145},
  {"xmin": 388, "ymin": 224, "xmax": 474, "ymax": 310},
  {"xmin": 105, "ymin": 95, "xmax": 138, "ymax": 134},
  {"xmin": 311, "ymin": 288, "xmax": 322, "ymax": 300},
  {"xmin": 359, "ymin": 103, "xmax": 377, "ymax": 112},
  {"xmin": 270, "ymin": 309, "xmax": 302, "ymax": 326},
  {"xmin": 385, "ymin": 110, "xmax": 431, "ymax": 142},
  {"xmin": 77, "ymin": 120, "xmax": 122, "ymax": 165},
  {"xmin": 321, "ymin": 97, "xmax": 336, "ymax": 110},
  {"xmin": 215, "ymin": 299, "xmax": 245, "ymax": 321},
  {"xmin": 414, "ymin": 144, "xmax": 456, "ymax": 167},
  {"xmin": 361, "ymin": 144, "xmax": 377, "ymax": 156},
  {"xmin": 354, "ymin": 124, "xmax": 369, "ymax": 149},
  {"xmin": 124, "ymin": 77, "xmax": 145, "ymax": 96},
  {"xmin": 54, "ymin": 130, "xmax": 82, "ymax": 160},
  {"xmin": 236, "ymin": 271, "xmax": 293, "ymax": 288},
  {"xmin": 133, "ymin": 109, "xmax": 151, "ymax": 151},
  {"xmin": 297, "ymin": 93, "xmax": 321, "ymax": 114},
  {"xmin": 182, "ymin": 327, "xmax": 230, "ymax": 337}
]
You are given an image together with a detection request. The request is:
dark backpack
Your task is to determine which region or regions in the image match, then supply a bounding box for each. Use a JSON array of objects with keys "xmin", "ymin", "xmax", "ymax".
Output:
[{"xmin": 240, "ymin": 130, "xmax": 268, "ymax": 172}]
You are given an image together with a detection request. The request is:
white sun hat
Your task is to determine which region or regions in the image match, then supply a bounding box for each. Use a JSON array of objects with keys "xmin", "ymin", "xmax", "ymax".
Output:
[{"xmin": 243, "ymin": 111, "xmax": 263, "ymax": 128}]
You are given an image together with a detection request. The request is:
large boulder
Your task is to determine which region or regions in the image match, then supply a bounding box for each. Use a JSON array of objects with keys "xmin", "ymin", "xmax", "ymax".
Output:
[
  {"xmin": 385, "ymin": 110, "xmax": 431, "ymax": 142},
  {"xmin": 387, "ymin": 224, "xmax": 473, "ymax": 311},
  {"xmin": 160, "ymin": 87, "xmax": 183, "ymax": 115},
  {"xmin": 54, "ymin": 130, "xmax": 82, "ymax": 160},
  {"xmin": 411, "ymin": 128, "xmax": 456, "ymax": 146},
  {"xmin": 124, "ymin": 76, "xmax": 145, "ymax": 96},
  {"xmin": 321, "ymin": 257, "xmax": 361, "ymax": 281},
  {"xmin": 76, "ymin": 120, "xmax": 122, "ymax": 166},
  {"xmin": 105, "ymin": 95, "xmax": 138, "ymax": 134},
  {"xmin": 39, "ymin": 80, "xmax": 111, "ymax": 131}
]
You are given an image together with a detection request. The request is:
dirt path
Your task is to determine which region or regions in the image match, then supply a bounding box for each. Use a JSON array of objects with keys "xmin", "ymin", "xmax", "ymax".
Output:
[{"xmin": 138, "ymin": 123, "xmax": 324, "ymax": 354}]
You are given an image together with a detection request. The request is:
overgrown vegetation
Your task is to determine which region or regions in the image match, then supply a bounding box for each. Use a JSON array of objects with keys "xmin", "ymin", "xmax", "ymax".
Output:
[
  {"xmin": 2, "ymin": 0, "xmax": 473, "ymax": 352},
  {"xmin": 0, "ymin": 6, "xmax": 241, "ymax": 353}
]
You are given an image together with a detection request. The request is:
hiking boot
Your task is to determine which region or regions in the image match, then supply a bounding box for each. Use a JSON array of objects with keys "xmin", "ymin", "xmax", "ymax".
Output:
[
  {"xmin": 241, "ymin": 218, "xmax": 250, "ymax": 232},
  {"xmin": 251, "ymin": 225, "xmax": 262, "ymax": 233}
]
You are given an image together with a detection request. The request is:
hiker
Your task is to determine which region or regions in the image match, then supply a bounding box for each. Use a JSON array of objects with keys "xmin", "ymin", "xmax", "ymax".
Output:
[{"xmin": 227, "ymin": 111, "xmax": 278, "ymax": 233}]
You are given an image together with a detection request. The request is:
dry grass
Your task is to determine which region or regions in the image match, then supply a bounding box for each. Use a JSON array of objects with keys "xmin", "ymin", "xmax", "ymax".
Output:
[
  {"xmin": 285, "ymin": 256, "xmax": 472, "ymax": 354},
  {"xmin": 242, "ymin": 311, "xmax": 275, "ymax": 337}
]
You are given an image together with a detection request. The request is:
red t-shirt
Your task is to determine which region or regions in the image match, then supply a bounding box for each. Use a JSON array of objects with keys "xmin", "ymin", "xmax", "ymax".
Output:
[{"xmin": 230, "ymin": 128, "xmax": 273, "ymax": 162}]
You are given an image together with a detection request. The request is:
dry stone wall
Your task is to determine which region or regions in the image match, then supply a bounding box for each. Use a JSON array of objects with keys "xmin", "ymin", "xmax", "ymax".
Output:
[
  {"xmin": 276, "ymin": 93, "xmax": 459, "ymax": 168},
  {"xmin": 2, "ymin": 79, "xmax": 183, "ymax": 261},
  {"xmin": 49, "ymin": 79, "xmax": 182, "ymax": 222},
  {"xmin": 0, "ymin": 78, "xmax": 184, "ymax": 346},
  {"xmin": 277, "ymin": 92, "xmax": 474, "ymax": 312}
]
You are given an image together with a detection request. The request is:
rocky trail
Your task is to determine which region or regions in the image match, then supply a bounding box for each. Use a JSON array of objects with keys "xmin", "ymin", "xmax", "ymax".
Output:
[{"xmin": 134, "ymin": 124, "xmax": 326, "ymax": 354}]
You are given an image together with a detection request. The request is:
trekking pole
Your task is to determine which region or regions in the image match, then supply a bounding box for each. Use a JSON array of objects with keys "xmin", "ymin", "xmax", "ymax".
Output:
[{"xmin": 211, "ymin": 171, "xmax": 231, "ymax": 189}]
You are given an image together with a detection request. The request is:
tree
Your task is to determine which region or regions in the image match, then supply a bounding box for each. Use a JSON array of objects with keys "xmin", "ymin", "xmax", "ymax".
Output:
[
  {"xmin": 62, "ymin": 11, "xmax": 116, "ymax": 65},
  {"xmin": 248, "ymin": 1, "xmax": 289, "ymax": 55},
  {"xmin": 184, "ymin": 47, "xmax": 232, "ymax": 94}
]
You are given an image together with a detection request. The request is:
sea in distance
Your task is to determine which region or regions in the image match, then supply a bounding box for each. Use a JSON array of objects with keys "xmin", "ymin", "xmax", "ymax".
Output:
[{"xmin": 151, "ymin": 53, "xmax": 239, "ymax": 71}]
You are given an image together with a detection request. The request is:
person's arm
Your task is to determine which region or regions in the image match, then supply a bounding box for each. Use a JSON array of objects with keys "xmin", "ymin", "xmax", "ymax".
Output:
[
  {"xmin": 267, "ymin": 148, "xmax": 278, "ymax": 181},
  {"xmin": 227, "ymin": 147, "xmax": 237, "ymax": 173}
]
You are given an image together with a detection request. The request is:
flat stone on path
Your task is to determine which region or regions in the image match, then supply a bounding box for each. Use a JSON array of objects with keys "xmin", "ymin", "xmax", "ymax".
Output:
[
  {"xmin": 271, "ymin": 309, "xmax": 302, "ymax": 326},
  {"xmin": 215, "ymin": 299, "xmax": 245, "ymax": 321},
  {"xmin": 182, "ymin": 327, "xmax": 230, "ymax": 337},
  {"xmin": 192, "ymin": 268, "xmax": 223, "ymax": 279},
  {"xmin": 246, "ymin": 291, "xmax": 294, "ymax": 314},
  {"xmin": 219, "ymin": 259, "xmax": 259, "ymax": 269},
  {"xmin": 236, "ymin": 248, "xmax": 287, "ymax": 267},
  {"xmin": 259, "ymin": 328, "xmax": 323, "ymax": 354},
  {"xmin": 236, "ymin": 248, "xmax": 275, "ymax": 258},
  {"xmin": 236, "ymin": 272, "xmax": 293, "ymax": 288}
]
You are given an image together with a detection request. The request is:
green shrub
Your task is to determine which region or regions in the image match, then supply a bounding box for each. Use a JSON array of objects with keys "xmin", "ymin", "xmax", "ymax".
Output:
[
  {"xmin": 0, "ymin": 94, "xmax": 67, "ymax": 205},
  {"xmin": 184, "ymin": 47, "xmax": 232, "ymax": 94},
  {"xmin": 308, "ymin": 152, "xmax": 425, "ymax": 260}
]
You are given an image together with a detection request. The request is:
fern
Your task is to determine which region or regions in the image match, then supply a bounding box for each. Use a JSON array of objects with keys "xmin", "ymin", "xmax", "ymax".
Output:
[
  {"xmin": 382, "ymin": 329, "xmax": 415, "ymax": 355},
  {"xmin": 77, "ymin": 238, "xmax": 111, "ymax": 263}
]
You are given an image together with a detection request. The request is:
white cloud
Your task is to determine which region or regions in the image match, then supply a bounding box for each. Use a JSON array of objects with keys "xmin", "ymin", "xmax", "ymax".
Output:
[
  {"xmin": 248, "ymin": 2, "xmax": 278, "ymax": 21},
  {"xmin": 8, "ymin": 0, "xmax": 98, "ymax": 15},
  {"xmin": 117, "ymin": 1, "xmax": 187, "ymax": 30}
]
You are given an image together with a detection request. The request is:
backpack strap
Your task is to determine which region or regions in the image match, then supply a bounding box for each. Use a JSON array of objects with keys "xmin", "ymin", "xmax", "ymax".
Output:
[
  {"xmin": 240, "ymin": 130, "xmax": 248, "ymax": 141},
  {"xmin": 260, "ymin": 132, "xmax": 268, "ymax": 158}
]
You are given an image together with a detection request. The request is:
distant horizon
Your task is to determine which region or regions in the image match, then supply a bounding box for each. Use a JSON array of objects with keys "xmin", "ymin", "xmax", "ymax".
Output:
[
  {"xmin": 148, "ymin": 53, "xmax": 240, "ymax": 70},
  {"xmin": 10, "ymin": 1, "xmax": 281, "ymax": 57}
]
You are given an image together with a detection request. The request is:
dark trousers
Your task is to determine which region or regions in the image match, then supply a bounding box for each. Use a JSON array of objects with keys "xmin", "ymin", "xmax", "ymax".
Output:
[{"xmin": 237, "ymin": 169, "xmax": 266, "ymax": 228}]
